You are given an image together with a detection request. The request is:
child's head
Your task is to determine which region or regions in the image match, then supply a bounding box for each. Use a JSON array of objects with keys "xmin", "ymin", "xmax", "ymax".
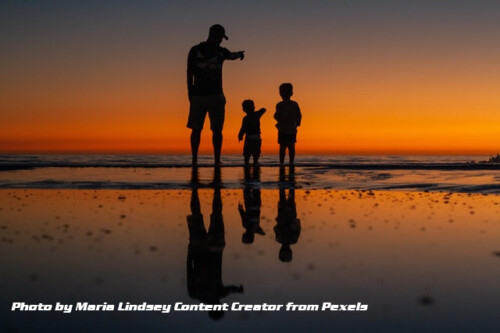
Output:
[
  {"xmin": 242, "ymin": 99, "xmax": 255, "ymax": 113},
  {"xmin": 279, "ymin": 83, "xmax": 293, "ymax": 100}
]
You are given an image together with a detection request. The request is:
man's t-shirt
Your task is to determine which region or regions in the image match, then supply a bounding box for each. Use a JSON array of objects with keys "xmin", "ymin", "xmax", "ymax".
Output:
[{"xmin": 188, "ymin": 42, "xmax": 232, "ymax": 97}]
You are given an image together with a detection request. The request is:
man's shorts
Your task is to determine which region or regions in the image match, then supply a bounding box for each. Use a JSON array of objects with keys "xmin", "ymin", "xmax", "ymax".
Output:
[
  {"xmin": 187, "ymin": 95, "xmax": 226, "ymax": 131},
  {"xmin": 278, "ymin": 131, "xmax": 297, "ymax": 145}
]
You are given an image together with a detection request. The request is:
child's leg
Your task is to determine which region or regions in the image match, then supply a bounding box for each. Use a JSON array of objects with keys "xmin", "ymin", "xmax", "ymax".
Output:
[
  {"xmin": 253, "ymin": 153, "xmax": 259, "ymax": 165},
  {"xmin": 244, "ymin": 154, "xmax": 250, "ymax": 165},
  {"xmin": 289, "ymin": 143, "xmax": 295, "ymax": 165},
  {"xmin": 279, "ymin": 144, "xmax": 286, "ymax": 165},
  {"xmin": 253, "ymin": 140, "xmax": 261, "ymax": 165}
]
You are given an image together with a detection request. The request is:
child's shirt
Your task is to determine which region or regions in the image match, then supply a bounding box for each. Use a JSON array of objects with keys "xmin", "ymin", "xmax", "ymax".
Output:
[
  {"xmin": 238, "ymin": 109, "xmax": 266, "ymax": 141},
  {"xmin": 274, "ymin": 100, "xmax": 302, "ymax": 135}
]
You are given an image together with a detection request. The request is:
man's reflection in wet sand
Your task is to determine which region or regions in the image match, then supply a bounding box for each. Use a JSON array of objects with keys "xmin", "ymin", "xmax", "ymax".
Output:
[
  {"xmin": 275, "ymin": 166, "xmax": 301, "ymax": 262},
  {"xmin": 186, "ymin": 167, "xmax": 243, "ymax": 320},
  {"xmin": 239, "ymin": 166, "xmax": 265, "ymax": 244}
]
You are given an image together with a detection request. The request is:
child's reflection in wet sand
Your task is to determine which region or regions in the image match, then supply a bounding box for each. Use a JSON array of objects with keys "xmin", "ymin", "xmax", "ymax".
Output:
[
  {"xmin": 239, "ymin": 166, "xmax": 265, "ymax": 244},
  {"xmin": 275, "ymin": 166, "xmax": 301, "ymax": 262}
]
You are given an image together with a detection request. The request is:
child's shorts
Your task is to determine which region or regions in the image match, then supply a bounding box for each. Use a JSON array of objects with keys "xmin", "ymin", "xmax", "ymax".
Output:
[
  {"xmin": 243, "ymin": 138, "xmax": 262, "ymax": 157},
  {"xmin": 278, "ymin": 131, "xmax": 297, "ymax": 145}
]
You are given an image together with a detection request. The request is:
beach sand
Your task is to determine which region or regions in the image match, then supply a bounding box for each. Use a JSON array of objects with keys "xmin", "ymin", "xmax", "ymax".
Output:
[{"xmin": 1, "ymin": 188, "xmax": 499, "ymax": 332}]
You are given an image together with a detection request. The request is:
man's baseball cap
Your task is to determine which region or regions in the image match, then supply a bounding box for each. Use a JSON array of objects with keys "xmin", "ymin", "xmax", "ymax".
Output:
[{"xmin": 209, "ymin": 24, "xmax": 228, "ymax": 40}]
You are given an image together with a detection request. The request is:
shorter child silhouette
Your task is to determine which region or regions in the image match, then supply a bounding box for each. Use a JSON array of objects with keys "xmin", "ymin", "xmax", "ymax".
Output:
[
  {"xmin": 274, "ymin": 83, "xmax": 302, "ymax": 166},
  {"xmin": 238, "ymin": 100, "xmax": 266, "ymax": 165}
]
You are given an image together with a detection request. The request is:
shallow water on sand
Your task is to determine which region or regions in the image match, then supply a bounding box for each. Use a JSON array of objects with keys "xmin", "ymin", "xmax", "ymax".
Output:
[
  {"xmin": 1, "ymin": 188, "xmax": 499, "ymax": 332},
  {"xmin": 1, "ymin": 166, "xmax": 500, "ymax": 193}
]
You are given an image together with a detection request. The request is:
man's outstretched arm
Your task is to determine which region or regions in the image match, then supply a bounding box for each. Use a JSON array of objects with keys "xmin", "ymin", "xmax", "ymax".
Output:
[{"xmin": 225, "ymin": 50, "xmax": 245, "ymax": 60}]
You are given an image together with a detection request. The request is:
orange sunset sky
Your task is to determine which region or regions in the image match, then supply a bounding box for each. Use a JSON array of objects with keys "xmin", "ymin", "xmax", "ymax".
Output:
[{"xmin": 1, "ymin": 1, "xmax": 499, "ymax": 155}]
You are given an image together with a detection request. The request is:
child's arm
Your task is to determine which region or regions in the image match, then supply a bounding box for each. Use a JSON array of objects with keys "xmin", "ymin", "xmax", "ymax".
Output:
[
  {"xmin": 238, "ymin": 203, "xmax": 245, "ymax": 217},
  {"xmin": 257, "ymin": 107, "xmax": 266, "ymax": 118},
  {"xmin": 238, "ymin": 119, "xmax": 245, "ymax": 142},
  {"xmin": 296, "ymin": 103, "xmax": 302, "ymax": 127},
  {"xmin": 273, "ymin": 104, "xmax": 280, "ymax": 121}
]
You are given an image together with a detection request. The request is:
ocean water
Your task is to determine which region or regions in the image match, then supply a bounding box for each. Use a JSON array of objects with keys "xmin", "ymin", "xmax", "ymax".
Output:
[
  {"xmin": 0, "ymin": 154, "xmax": 499, "ymax": 192},
  {"xmin": 0, "ymin": 154, "xmax": 494, "ymax": 169}
]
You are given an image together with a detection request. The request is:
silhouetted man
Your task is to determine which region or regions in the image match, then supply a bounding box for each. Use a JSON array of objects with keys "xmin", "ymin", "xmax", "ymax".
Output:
[{"xmin": 187, "ymin": 24, "xmax": 245, "ymax": 166}]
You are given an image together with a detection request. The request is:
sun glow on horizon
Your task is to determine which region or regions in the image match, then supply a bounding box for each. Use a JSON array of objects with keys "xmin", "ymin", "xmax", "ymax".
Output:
[{"xmin": 1, "ymin": 1, "xmax": 499, "ymax": 155}]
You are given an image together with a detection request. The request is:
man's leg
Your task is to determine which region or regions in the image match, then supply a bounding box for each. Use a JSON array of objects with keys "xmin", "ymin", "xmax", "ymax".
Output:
[
  {"xmin": 213, "ymin": 130, "xmax": 223, "ymax": 165},
  {"xmin": 208, "ymin": 95, "xmax": 226, "ymax": 166},
  {"xmin": 187, "ymin": 96, "xmax": 206, "ymax": 166},
  {"xmin": 191, "ymin": 129, "xmax": 202, "ymax": 165}
]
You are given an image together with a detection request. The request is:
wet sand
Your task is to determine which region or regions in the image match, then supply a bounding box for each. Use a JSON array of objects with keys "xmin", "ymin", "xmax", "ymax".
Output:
[
  {"xmin": 1, "ymin": 188, "xmax": 499, "ymax": 332},
  {"xmin": 1, "ymin": 166, "xmax": 500, "ymax": 193}
]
